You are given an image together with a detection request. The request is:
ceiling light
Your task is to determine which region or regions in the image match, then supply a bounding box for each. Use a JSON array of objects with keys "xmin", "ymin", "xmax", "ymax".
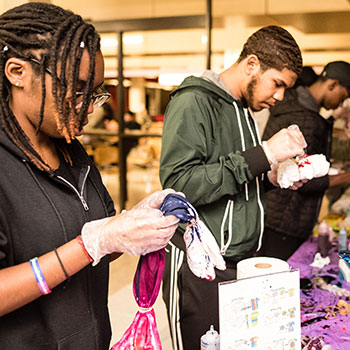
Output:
[
  {"xmin": 101, "ymin": 37, "xmax": 118, "ymax": 48},
  {"xmin": 123, "ymin": 34, "xmax": 144, "ymax": 45},
  {"xmin": 100, "ymin": 35, "xmax": 144, "ymax": 49},
  {"xmin": 159, "ymin": 72, "xmax": 201, "ymax": 87}
]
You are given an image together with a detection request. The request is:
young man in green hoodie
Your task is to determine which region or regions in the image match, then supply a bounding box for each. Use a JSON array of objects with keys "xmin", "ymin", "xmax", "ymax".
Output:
[{"xmin": 160, "ymin": 25, "xmax": 306, "ymax": 350}]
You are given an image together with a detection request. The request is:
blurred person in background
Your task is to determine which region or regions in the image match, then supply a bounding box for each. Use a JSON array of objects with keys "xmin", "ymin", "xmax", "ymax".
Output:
[
  {"xmin": 294, "ymin": 65, "xmax": 318, "ymax": 88},
  {"xmin": 259, "ymin": 61, "xmax": 350, "ymax": 260},
  {"xmin": 253, "ymin": 65, "xmax": 319, "ymax": 136}
]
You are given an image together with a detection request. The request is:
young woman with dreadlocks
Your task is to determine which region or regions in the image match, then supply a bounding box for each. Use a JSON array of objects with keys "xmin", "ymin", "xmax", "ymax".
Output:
[{"xmin": 0, "ymin": 3, "xmax": 179, "ymax": 349}]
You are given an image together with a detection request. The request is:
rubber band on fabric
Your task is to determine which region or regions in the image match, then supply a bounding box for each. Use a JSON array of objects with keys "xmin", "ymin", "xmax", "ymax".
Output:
[
  {"xmin": 30, "ymin": 257, "xmax": 51, "ymax": 295},
  {"xmin": 76, "ymin": 235, "xmax": 93, "ymax": 263},
  {"xmin": 262, "ymin": 141, "xmax": 277, "ymax": 165},
  {"xmin": 54, "ymin": 249, "xmax": 70, "ymax": 280},
  {"xmin": 138, "ymin": 307, "xmax": 152, "ymax": 313}
]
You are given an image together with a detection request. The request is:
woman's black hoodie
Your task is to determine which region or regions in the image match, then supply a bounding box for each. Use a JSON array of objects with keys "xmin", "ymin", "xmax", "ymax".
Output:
[{"xmin": 0, "ymin": 129, "xmax": 116, "ymax": 349}]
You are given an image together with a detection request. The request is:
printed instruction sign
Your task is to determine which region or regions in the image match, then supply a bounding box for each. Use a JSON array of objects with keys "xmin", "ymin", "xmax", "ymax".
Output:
[{"xmin": 218, "ymin": 269, "xmax": 301, "ymax": 350}]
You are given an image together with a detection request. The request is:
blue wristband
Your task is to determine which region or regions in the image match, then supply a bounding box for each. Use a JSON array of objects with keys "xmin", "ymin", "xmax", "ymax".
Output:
[{"xmin": 30, "ymin": 257, "xmax": 52, "ymax": 295}]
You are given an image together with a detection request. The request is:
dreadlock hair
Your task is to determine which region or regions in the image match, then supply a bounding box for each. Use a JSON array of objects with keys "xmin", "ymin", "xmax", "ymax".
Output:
[
  {"xmin": 238, "ymin": 25, "xmax": 302, "ymax": 77},
  {"xmin": 0, "ymin": 2, "xmax": 100, "ymax": 171}
]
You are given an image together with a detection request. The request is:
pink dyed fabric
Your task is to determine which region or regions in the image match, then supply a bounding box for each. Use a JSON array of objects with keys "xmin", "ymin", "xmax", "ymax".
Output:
[
  {"xmin": 111, "ymin": 194, "xmax": 199, "ymax": 350},
  {"xmin": 110, "ymin": 249, "xmax": 165, "ymax": 350}
]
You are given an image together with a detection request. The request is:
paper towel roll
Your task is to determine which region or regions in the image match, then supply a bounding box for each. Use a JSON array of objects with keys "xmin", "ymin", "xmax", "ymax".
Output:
[{"xmin": 237, "ymin": 257, "xmax": 290, "ymax": 279}]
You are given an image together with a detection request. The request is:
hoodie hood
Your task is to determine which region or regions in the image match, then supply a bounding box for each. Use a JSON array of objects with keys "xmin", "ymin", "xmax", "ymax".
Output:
[
  {"xmin": 0, "ymin": 128, "xmax": 28, "ymax": 162},
  {"xmin": 170, "ymin": 75, "xmax": 247, "ymax": 108},
  {"xmin": 0, "ymin": 125, "xmax": 115, "ymax": 350},
  {"xmin": 0, "ymin": 128, "xmax": 90, "ymax": 170}
]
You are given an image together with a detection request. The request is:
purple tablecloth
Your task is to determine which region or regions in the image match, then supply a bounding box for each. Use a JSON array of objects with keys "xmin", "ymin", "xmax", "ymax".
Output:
[{"xmin": 288, "ymin": 237, "xmax": 350, "ymax": 349}]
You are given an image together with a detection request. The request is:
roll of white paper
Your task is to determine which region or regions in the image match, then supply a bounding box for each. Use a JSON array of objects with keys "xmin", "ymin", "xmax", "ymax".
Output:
[{"xmin": 237, "ymin": 257, "xmax": 290, "ymax": 279}]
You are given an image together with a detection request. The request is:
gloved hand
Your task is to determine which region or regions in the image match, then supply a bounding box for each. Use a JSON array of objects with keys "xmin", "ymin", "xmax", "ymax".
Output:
[
  {"xmin": 133, "ymin": 188, "xmax": 184, "ymax": 210},
  {"xmin": 267, "ymin": 163, "xmax": 279, "ymax": 187},
  {"xmin": 268, "ymin": 163, "xmax": 307, "ymax": 190},
  {"xmin": 81, "ymin": 192, "xmax": 179, "ymax": 265},
  {"xmin": 288, "ymin": 179, "xmax": 306, "ymax": 190},
  {"xmin": 262, "ymin": 124, "xmax": 307, "ymax": 164}
]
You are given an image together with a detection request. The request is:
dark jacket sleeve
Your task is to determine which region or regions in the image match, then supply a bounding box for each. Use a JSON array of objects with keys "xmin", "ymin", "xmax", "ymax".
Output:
[
  {"xmin": 297, "ymin": 175, "xmax": 330, "ymax": 193},
  {"xmin": 241, "ymin": 145, "xmax": 270, "ymax": 177}
]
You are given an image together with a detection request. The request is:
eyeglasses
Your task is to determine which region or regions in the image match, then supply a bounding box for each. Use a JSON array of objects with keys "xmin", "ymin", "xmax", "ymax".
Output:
[
  {"xmin": 27, "ymin": 57, "xmax": 111, "ymax": 111},
  {"xmin": 75, "ymin": 85, "xmax": 111, "ymax": 111}
]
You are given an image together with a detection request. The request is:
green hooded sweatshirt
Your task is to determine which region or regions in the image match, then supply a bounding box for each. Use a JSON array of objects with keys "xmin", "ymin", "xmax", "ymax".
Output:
[{"xmin": 160, "ymin": 76, "xmax": 271, "ymax": 260}]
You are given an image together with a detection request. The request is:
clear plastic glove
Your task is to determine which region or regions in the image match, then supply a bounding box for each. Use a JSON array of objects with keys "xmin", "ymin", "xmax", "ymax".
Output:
[
  {"xmin": 133, "ymin": 188, "xmax": 184, "ymax": 210},
  {"xmin": 288, "ymin": 179, "xmax": 306, "ymax": 190},
  {"xmin": 263, "ymin": 124, "xmax": 307, "ymax": 164},
  {"xmin": 267, "ymin": 163, "xmax": 279, "ymax": 187},
  {"xmin": 81, "ymin": 207, "xmax": 179, "ymax": 266}
]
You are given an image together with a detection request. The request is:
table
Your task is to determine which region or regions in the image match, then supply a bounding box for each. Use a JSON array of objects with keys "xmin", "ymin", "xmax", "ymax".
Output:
[{"xmin": 288, "ymin": 237, "xmax": 350, "ymax": 349}]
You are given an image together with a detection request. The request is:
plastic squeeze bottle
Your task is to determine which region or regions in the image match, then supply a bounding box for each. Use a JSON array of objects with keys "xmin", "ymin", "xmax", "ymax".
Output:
[
  {"xmin": 200, "ymin": 325, "xmax": 220, "ymax": 350},
  {"xmin": 339, "ymin": 227, "xmax": 348, "ymax": 251},
  {"xmin": 318, "ymin": 220, "xmax": 331, "ymax": 257}
]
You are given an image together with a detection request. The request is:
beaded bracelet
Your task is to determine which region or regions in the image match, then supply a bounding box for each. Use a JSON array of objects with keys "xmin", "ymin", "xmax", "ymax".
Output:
[
  {"xmin": 30, "ymin": 257, "xmax": 52, "ymax": 295},
  {"xmin": 76, "ymin": 235, "xmax": 93, "ymax": 263}
]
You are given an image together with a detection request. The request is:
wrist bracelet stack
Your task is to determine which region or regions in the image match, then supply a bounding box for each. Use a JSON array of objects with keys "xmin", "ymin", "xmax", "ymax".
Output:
[
  {"xmin": 29, "ymin": 257, "xmax": 51, "ymax": 295},
  {"xmin": 30, "ymin": 238, "xmax": 93, "ymax": 295}
]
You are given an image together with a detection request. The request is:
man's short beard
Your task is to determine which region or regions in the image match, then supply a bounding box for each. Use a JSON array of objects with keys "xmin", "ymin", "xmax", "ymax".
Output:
[{"xmin": 247, "ymin": 75, "xmax": 258, "ymax": 111}]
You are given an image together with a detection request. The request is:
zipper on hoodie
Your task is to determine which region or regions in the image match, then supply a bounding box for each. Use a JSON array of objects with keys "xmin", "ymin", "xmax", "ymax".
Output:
[{"xmin": 56, "ymin": 165, "xmax": 91, "ymax": 211}]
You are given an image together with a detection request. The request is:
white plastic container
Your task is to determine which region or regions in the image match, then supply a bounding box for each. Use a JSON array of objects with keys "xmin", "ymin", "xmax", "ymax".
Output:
[
  {"xmin": 200, "ymin": 325, "xmax": 220, "ymax": 350},
  {"xmin": 339, "ymin": 227, "xmax": 347, "ymax": 251}
]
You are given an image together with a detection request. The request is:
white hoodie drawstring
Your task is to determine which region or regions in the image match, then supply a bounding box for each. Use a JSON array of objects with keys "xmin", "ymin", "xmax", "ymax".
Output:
[
  {"xmin": 220, "ymin": 199, "xmax": 234, "ymax": 255},
  {"xmin": 233, "ymin": 102, "xmax": 249, "ymax": 201},
  {"xmin": 244, "ymin": 109, "xmax": 265, "ymax": 252},
  {"xmin": 251, "ymin": 116, "xmax": 264, "ymax": 181}
]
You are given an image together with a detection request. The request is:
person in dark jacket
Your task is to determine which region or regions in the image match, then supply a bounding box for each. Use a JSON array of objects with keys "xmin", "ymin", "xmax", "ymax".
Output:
[
  {"xmin": 0, "ymin": 3, "xmax": 179, "ymax": 349},
  {"xmin": 160, "ymin": 25, "xmax": 307, "ymax": 350},
  {"xmin": 259, "ymin": 61, "xmax": 350, "ymax": 260},
  {"xmin": 294, "ymin": 66, "xmax": 318, "ymax": 88}
]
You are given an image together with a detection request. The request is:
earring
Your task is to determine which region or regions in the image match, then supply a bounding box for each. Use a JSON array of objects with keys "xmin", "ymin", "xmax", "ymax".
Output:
[{"xmin": 15, "ymin": 82, "xmax": 19, "ymax": 87}]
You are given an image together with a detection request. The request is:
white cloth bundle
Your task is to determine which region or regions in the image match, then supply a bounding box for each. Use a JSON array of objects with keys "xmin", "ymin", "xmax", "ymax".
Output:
[
  {"xmin": 277, "ymin": 154, "xmax": 330, "ymax": 189},
  {"xmin": 299, "ymin": 154, "xmax": 330, "ymax": 179},
  {"xmin": 163, "ymin": 193, "xmax": 226, "ymax": 281},
  {"xmin": 184, "ymin": 219, "xmax": 226, "ymax": 281}
]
